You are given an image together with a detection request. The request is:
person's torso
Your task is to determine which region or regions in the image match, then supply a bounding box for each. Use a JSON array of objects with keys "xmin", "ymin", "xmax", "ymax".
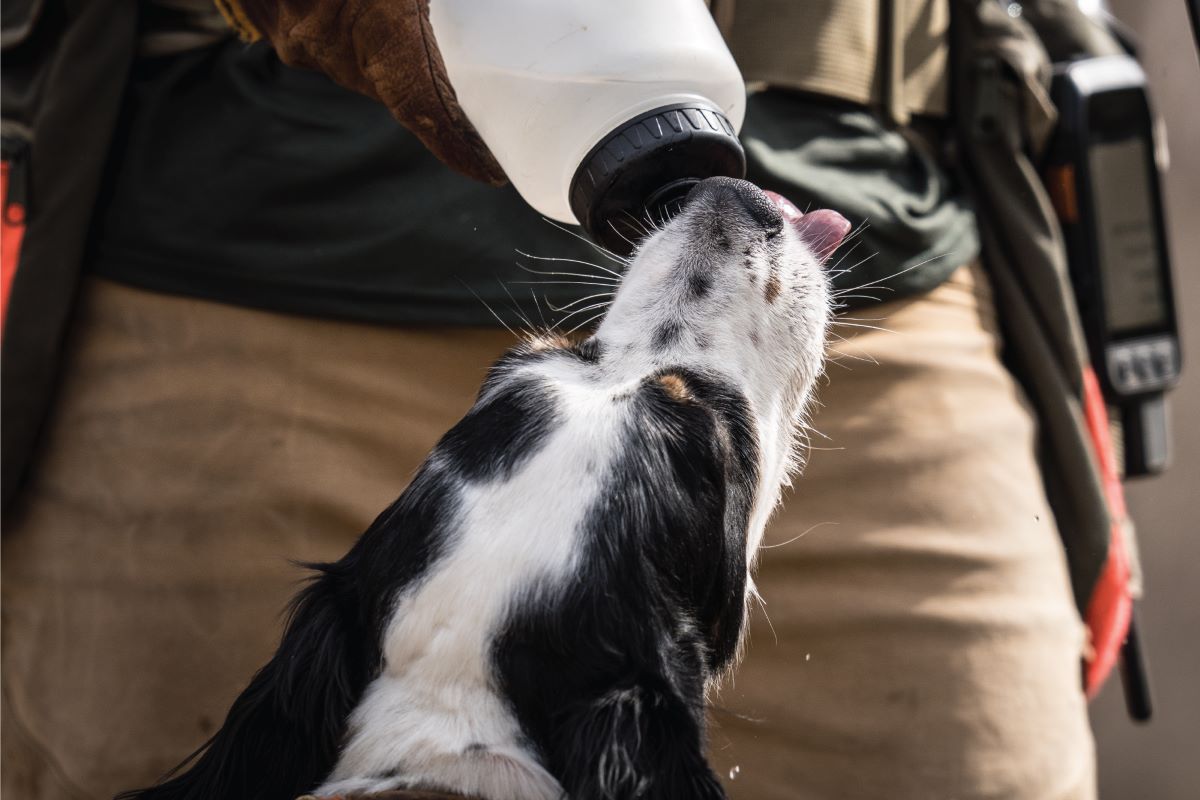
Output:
[{"xmin": 86, "ymin": 0, "xmax": 973, "ymax": 325}]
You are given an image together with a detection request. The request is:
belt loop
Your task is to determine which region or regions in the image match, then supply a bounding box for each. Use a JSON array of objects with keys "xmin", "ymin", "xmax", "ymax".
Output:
[{"xmin": 880, "ymin": 0, "xmax": 910, "ymax": 126}]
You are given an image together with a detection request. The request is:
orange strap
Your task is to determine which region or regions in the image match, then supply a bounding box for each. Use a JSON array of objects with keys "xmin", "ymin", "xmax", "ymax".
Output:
[
  {"xmin": 1, "ymin": 158, "xmax": 27, "ymax": 333},
  {"xmin": 1080, "ymin": 366, "xmax": 1133, "ymax": 696}
]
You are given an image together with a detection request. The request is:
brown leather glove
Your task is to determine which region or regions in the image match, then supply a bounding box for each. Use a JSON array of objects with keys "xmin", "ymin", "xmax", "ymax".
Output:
[{"xmin": 220, "ymin": 0, "xmax": 507, "ymax": 186}]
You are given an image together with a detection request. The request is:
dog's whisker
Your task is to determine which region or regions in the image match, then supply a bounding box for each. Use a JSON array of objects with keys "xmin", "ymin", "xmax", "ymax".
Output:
[
  {"xmin": 759, "ymin": 521, "xmax": 839, "ymax": 549},
  {"xmin": 554, "ymin": 301, "xmax": 612, "ymax": 327},
  {"xmin": 833, "ymin": 251, "xmax": 954, "ymax": 296},
  {"xmin": 619, "ymin": 210, "xmax": 653, "ymax": 238},
  {"xmin": 826, "ymin": 346, "xmax": 879, "ymax": 366},
  {"xmin": 509, "ymin": 279, "xmax": 621, "ymax": 289},
  {"xmin": 821, "ymin": 227, "xmax": 870, "ymax": 273},
  {"xmin": 496, "ymin": 279, "xmax": 541, "ymax": 335},
  {"xmin": 530, "ymin": 289, "xmax": 551, "ymax": 330},
  {"xmin": 643, "ymin": 206, "xmax": 670, "ymax": 233},
  {"xmin": 831, "ymin": 292, "xmax": 886, "ymax": 305},
  {"xmin": 545, "ymin": 291, "xmax": 616, "ymax": 314},
  {"xmin": 836, "ymin": 314, "xmax": 889, "ymax": 323},
  {"xmin": 515, "ymin": 262, "xmax": 621, "ymax": 283},
  {"xmin": 554, "ymin": 298, "xmax": 613, "ymax": 317},
  {"xmin": 562, "ymin": 309, "xmax": 609, "ymax": 336},
  {"xmin": 540, "ymin": 217, "xmax": 631, "ymax": 266},
  {"xmin": 820, "ymin": 237, "xmax": 868, "ymax": 278},
  {"xmin": 463, "ymin": 283, "xmax": 520, "ymax": 340},
  {"xmin": 840, "ymin": 219, "xmax": 870, "ymax": 245},
  {"xmin": 750, "ymin": 585, "xmax": 778, "ymax": 646},
  {"xmin": 706, "ymin": 704, "xmax": 767, "ymax": 725},
  {"xmin": 606, "ymin": 218, "xmax": 642, "ymax": 254},
  {"xmin": 824, "ymin": 250, "xmax": 877, "ymax": 278},
  {"xmin": 516, "ymin": 250, "xmax": 624, "ymax": 279},
  {"xmin": 828, "ymin": 219, "xmax": 870, "ymax": 253},
  {"xmin": 803, "ymin": 423, "xmax": 832, "ymax": 442},
  {"xmin": 830, "ymin": 321, "xmax": 898, "ymax": 335}
]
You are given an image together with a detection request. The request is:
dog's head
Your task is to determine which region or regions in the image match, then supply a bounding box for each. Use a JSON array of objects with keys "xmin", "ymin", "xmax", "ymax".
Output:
[{"xmin": 591, "ymin": 177, "xmax": 847, "ymax": 553}]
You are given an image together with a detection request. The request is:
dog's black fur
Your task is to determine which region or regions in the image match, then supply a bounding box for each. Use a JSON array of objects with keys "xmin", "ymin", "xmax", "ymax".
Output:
[
  {"xmin": 119, "ymin": 351, "xmax": 757, "ymax": 800},
  {"xmin": 496, "ymin": 370, "xmax": 757, "ymax": 799}
]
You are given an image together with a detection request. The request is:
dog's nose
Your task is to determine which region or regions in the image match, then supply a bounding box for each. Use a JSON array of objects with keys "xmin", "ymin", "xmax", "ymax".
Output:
[{"xmin": 683, "ymin": 177, "xmax": 783, "ymax": 235}]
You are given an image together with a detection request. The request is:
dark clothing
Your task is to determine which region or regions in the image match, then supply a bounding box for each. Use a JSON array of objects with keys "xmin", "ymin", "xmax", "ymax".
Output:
[
  {"xmin": 88, "ymin": 41, "xmax": 601, "ymax": 326},
  {"xmin": 87, "ymin": 41, "xmax": 975, "ymax": 326},
  {"xmin": 2, "ymin": 2, "xmax": 973, "ymax": 504},
  {"xmin": 743, "ymin": 91, "xmax": 977, "ymax": 300}
]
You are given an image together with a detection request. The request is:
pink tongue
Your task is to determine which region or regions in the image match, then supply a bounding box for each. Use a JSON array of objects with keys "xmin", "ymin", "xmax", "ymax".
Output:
[
  {"xmin": 763, "ymin": 190, "xmax": 804, "ymax": 222},
  {"xmin": 764, "ymin": 190, "xmax": 851, "ymax": 263}
]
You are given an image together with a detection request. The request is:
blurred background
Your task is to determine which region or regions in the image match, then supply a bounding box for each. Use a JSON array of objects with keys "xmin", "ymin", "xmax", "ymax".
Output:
[{"xmin": 1090, "ymin": 2, "xmax": 1200, "ymax": 798}]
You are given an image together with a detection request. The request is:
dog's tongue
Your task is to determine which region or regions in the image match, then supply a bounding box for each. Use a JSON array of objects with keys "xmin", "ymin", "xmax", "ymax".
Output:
[{"xmin": 764, "ymin": 190, "xmax": 851, "ymax": 263}]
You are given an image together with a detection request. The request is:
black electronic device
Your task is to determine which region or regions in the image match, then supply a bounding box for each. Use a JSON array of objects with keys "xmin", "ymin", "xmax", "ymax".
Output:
[{"xmin": 1044, "ymin": 55, "xmax": 1181, "ymax": 477}]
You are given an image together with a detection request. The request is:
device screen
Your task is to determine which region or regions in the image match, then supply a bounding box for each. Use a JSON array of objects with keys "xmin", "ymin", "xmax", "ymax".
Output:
[{"xmin": 1088, "ymin": 130, "xmax": 1168, "ymax": 335}]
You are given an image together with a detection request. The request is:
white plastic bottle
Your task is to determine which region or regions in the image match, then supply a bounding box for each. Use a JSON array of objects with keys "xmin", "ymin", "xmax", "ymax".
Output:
[{"xmin": 428, "ymin": 0, "xmax": 747, "ymax": 252}]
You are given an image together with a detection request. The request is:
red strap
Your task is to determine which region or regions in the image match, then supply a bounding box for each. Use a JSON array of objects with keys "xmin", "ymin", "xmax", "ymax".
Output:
[
  {"xmin": 1, "ymin": 158, "xmax": 27, "ymax": 333},
  {"xmin": 1080, "ymin": 366, "xmax": 1132, "ymax": 697}
]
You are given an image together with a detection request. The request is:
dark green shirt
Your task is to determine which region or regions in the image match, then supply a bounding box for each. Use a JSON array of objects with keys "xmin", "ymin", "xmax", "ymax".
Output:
[
  {"xmin": 88, "ymin": 41, "xmax": 977, "ymax": 326},
  {"xmin": 743, "ymin": 91, "xmax": 977, "ymax": 304}
]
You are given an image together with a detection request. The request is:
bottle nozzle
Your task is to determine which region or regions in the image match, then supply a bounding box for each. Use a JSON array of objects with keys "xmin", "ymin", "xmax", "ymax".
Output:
[{"xmin": 569, "ymin": 103, "xmax": 746, "ymax": 255}]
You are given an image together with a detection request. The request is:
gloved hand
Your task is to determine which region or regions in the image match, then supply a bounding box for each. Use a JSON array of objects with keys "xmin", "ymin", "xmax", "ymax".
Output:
[{"xmin": 223, "ymin": 0, "xmax": 507, "ymax": 186}]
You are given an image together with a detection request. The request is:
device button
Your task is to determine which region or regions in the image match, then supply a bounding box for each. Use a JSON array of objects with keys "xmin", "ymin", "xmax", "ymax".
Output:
[
  {"xmin": 1156, "ymin": 342, "xmax": 1178, "ymax": 376},
  {"xmin": 1150, "ymin": 352, "xmax": 1168, "ymax": 378},
  {"xmin": 1116, "ymin": 360, "xmax": 1133, "ymax": 388},
  {"xmin": 1132, "ymin": 357, "xmax": 1150, "ymax": 383}
]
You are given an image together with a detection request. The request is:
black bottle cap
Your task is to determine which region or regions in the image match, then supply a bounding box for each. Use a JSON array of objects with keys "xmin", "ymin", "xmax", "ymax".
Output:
[{"xmin": 568, "ymin": 102, "xmax": 746, "ymax": 255}]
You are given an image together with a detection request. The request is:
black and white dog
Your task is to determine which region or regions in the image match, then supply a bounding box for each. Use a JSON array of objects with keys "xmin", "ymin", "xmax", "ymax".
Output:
[{"xmin": 120, "ymin": 178, "xmax": 848, "ymax": 800}]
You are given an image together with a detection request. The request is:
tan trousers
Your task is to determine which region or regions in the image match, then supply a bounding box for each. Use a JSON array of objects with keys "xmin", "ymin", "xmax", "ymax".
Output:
[{"xmin": 2, "ymin": 267, "xmax": 1094, "ymax": 800}]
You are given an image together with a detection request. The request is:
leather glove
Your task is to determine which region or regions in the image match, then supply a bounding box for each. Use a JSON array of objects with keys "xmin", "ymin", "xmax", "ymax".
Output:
[{"xmin": 220, "ymin": 0, "xmax": 507, "ymax": 186}]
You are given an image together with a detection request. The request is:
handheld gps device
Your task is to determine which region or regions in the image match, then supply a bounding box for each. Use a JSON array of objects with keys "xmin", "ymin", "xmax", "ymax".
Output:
[{"xmin": 1044, "ymin": 55, "xmax": 1180, "ymax": 477}]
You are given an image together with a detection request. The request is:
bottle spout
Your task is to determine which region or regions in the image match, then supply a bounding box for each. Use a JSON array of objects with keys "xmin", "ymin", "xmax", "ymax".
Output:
[{"xmin": 569, "ymin": 102, "xmax": 746, "ymax": 256}]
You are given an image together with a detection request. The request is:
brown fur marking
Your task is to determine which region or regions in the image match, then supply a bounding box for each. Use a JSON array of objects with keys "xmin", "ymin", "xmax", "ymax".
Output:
[
  {"xmin": 525, "ymin": 333, "xmax": 571, "ymax": 352},
  {"xmin": 657, "ymin": 373, "xmax": 694, "ymax": 403},
  {"xmin": 764, "ymin": 266, "xmax": 782, "ymax": 304}
]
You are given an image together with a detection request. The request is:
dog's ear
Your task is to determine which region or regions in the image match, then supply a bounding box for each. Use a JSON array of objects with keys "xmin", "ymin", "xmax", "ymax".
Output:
[
  {"xmin": 654, "ymin": 371, "xmax": 757, "ymax": 672},
  {"xmin": 114, "ymin": 562, "xmax": 368, "ymax": 800},
  {"xmin": 553, "ymin": 679, "xmax": 728, "ymax": 800}
]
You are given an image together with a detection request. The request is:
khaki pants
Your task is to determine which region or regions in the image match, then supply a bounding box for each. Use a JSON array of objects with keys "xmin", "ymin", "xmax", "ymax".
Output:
[{"xmin": 2, "ymin": 267, "xmax": 1094, "ymax": 800}]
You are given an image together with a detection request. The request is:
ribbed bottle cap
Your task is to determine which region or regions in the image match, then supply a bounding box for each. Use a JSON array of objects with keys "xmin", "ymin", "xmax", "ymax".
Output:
[{"xmin": 569, "ymin": 102, "xmax": 746, "ymax": 255}]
